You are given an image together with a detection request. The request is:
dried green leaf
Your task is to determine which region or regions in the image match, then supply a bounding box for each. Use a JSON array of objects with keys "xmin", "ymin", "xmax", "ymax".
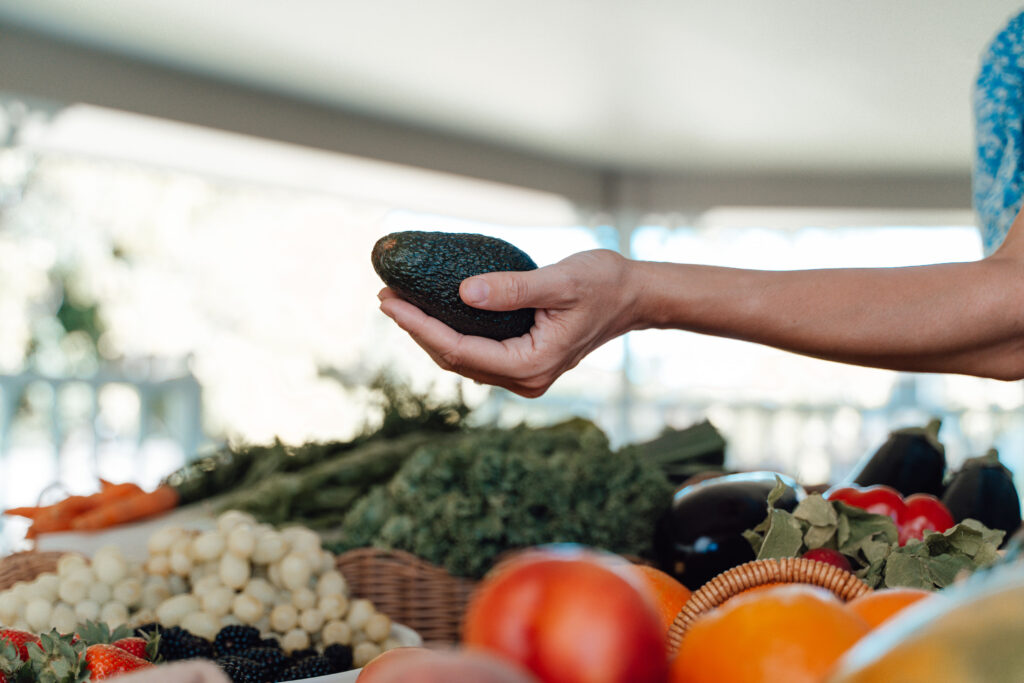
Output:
[
  {"xmin": 766, "ymin": 478, "xmax": 789, "ymax": 508},
  {"xmin": 835, "ymin": 502, "xmax": 898, "ymax": 564},
  {"xmin": 926, "ymin": 552, "xmax": 973, "ymax": 587},
  {"xmin": 939, "ymin": 518, "xmax": 1006, "ymax": 559},
  {"xmin": 757, "ymin": 509, "xmax": 806, "ymax": 559},
  {"xmin": 883, "ymin": 552, "xmax": 933, "ymax": 589},
  {"xmin": 803, "ymin": 524, "xmax": 837, "ymax": 549},
  {"xmin": 742, "ymin": 528, "xmax": 765, "ymax": 556},
  {"xmin": 837, "ymin": 513, "xmax": 851, "ymax": 548},
  {"xmin": 794, "ymin": 495, "xmax": 839, "ymax": 528},
  {"xmin": 856, "ymin": 557, "xmax": 886, "ymax": 588}
]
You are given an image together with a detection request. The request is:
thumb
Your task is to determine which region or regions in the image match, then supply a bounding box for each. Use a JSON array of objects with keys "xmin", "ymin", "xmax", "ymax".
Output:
[{"xmin": 460, "ymin": 266, "xmax": 574, "ymax": 311}]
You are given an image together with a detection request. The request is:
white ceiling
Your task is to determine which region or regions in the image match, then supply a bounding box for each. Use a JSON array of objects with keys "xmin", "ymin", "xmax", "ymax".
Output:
[{"xmin": 0, "ymin": 0, "xmax": 1021, "ymax": 175}]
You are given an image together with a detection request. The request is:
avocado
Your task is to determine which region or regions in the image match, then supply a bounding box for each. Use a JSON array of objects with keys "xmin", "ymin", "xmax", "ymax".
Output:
[{"xmin": 372, "ymin": 231, "xmax": 538, "ymax": 340}]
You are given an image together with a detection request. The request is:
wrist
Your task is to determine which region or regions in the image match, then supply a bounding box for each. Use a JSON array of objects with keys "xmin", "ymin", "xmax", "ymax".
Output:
[{"xmin": 622, "ymin": 259, "xmax": 663, "ymax": 331}]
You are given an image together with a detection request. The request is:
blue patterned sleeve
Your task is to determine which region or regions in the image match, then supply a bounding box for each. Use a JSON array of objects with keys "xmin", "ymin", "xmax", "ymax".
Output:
[{"xmin": 974, "ymin": 11, "xmax": 1024, "ymax": 256}]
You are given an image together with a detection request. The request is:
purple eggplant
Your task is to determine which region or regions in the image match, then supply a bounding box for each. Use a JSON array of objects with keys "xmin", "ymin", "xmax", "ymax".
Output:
[
  {"xmin": 654, "ymin": 471, "xmax": 804, "ymax": 590},
  {"xmin": 850, "ymin": 418, "xmax": 946, "ymax": 497},
  {"xmin": 942, "ymin": 449, "xmax": 1021, "ymax": 544}
]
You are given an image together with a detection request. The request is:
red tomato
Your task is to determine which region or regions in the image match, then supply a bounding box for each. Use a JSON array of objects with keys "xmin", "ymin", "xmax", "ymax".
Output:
[{"xmin": 462, "ymin": 548, "xmax": 668, "ymax": 683}]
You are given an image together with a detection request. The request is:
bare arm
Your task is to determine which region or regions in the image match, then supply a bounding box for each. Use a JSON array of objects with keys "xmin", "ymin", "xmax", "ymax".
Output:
[
  {"xmin": 636, "ymin": 256, "xmax": 1024, "ymax": 379},
  {"xmin": 379, "ymin": 213, "xmax": 1024, "ymax": 396}
]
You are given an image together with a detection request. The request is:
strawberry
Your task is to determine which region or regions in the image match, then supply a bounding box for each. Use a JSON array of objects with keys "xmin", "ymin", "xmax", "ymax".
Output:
[
  {"xmin": 84, "ymin": 644, "xmax": 153, "ymax": 680},
  {"xmin": 27, "ymin": 630, "xmax": 86, "ymax": 683},
  {"xmin": 0, "ymin": 629, "xmax": 40, "ymax": 662},
  {"xmin": 111, "ymin": 637, "xmax": 149, "ymax": 661}
]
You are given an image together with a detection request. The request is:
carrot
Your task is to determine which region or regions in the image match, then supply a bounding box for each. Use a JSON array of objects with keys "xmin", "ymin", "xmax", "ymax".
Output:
[
  {"xmin": 69, "ymin": 485, "xmax": 180, "ymax": 531},
  {"xmin": 95, "ymin": 481, "xmax": 145, "ymax": 501},
  {"xmin": 8, "ymin": 481, "xmax": 145, "ymax": 535},
  {"xmin": 4, "ymin": 506, "xmax": 44, "ymax": 520}
]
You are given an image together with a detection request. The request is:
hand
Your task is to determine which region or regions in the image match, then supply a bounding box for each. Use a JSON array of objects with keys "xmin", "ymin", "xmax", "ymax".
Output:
[{"xmin": 378, "ymin": 249, "xmax": 639, "ymax": 397}]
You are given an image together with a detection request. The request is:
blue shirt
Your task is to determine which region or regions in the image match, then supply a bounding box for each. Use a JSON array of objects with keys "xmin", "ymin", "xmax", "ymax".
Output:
[{"xmin": 975, "ymin": 10, "xmax": 1024, "ymax": 255}]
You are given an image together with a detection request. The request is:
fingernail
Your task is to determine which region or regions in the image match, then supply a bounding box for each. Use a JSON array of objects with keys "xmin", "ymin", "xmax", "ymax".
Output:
[{"xmin": 462, "ymin": 278, "xmax": 489, "ymax": 305}]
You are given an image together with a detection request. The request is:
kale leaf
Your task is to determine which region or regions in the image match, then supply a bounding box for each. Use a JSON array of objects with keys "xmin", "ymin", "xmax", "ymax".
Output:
[{"xmin": 331, "ymin": 419, "xmax": 673, "ymax": 578}]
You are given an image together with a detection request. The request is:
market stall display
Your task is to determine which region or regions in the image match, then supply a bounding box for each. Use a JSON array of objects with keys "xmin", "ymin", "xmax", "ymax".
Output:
[
  {"xmin": 0, "ymin": 511, "xmax": 421, "ymax": 681},
  {"xmin": 1, "ymin": 400, "xmax": 1021, "ymax": 681}
]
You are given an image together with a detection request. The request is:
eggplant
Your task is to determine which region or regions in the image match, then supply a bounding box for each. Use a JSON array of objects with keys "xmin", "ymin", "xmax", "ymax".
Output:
[
  {"xmin": 849, "ymin": 418, "xmax": 946, "ymax": 497},
  {"xmin": 942, "ymin": 449, "xmax": 1021, "ymax": 545},
  {"xmin": 654, "ymin": 471, "xmax": 804, "ymax": 590}
]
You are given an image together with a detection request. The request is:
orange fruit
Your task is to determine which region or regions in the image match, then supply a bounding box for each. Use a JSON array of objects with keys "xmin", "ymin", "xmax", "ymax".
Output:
[
  {"xmin": 844, "ymin": 588, "xmax": 933, "ymax": 629},
  {"xmin": 631, "ymin": 565, "xmax": 692, "ymax": 633},
  {"xmin": 670, "ymin": 584, "xmax": 870, "ymax": 683}
]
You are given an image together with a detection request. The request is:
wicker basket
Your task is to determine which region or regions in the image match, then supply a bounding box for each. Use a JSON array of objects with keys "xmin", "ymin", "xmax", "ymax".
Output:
[
  {"xmin": 335, "ymin": 548, "xmax": 477, "ymax": 646},
  {"xmin": 667, "ymin": 557, "xmax": 872, "ymax": 654},
  {"xmin": 0, "ymin": 551, "xmax": 67, "ymax": 591}
]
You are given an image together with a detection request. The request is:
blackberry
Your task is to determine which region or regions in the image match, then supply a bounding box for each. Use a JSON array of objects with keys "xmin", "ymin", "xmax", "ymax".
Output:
[
  {"xmin": 287, "ymin": 647, "xmax": 317, "ymax": 662},
  {"xmin": 159, "ymin": 626, "xmax": 214, "ymax": 662},
  {"xmin": 323, "ymin": 644, "xmax": 354, "ymax": 673},
  {"xmin": 238, "ymin": 647, "xmax": 288, "ymax": 676},
  {"xmin": 259, "ymin": 637, "xmax": 281, "ymax": 650},
  {"xmin": 214, "ymin": 625, "xmax": 262, "ymax": 658},
  {"xmin": 277, "ymin": 655, "xmax": 333, "ymax": 682},
  {"xmin": 217, "ymin": 655, "xmax": 263, "ymax": 683}
]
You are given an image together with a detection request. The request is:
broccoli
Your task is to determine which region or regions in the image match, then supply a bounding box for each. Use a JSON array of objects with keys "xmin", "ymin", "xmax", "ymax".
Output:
[{"xmin": 331, "ymin": 419, "xmax": 674, "ymax": 578}]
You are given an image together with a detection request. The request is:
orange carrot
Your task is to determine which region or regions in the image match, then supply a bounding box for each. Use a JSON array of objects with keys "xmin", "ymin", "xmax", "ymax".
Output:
[
  {"xmin": 95, "ymin": 481, "xmax": 145, "ymax": 501},
  {"xmin": 9, "ymin": 481, "xmax": 145, "ymax": 536},
  {"xmin": 69, "ymin": 485, "xmax": 180, "ymax": 531},
  {"xmin": 4, "ymin": 506, "xmax": 44, "ymax": 520}
]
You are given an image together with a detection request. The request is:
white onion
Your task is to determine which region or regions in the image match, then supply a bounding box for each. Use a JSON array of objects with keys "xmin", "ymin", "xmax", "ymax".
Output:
[{"xmin": 281, "ymin": 628, "xmax": 309, "ymax": 653}]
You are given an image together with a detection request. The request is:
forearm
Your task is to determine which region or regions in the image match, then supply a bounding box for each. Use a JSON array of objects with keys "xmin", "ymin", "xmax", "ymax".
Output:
[{"xmin": 630, "ymin": 255, "xmax": 1024, "ymax": 380}]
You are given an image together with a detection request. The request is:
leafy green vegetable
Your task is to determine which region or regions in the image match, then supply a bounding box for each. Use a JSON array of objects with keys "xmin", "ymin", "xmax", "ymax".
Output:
[
  {"xmin": 328, "ymin": 418, "xmax": 674, "ymax": 578},
  {"xmin": 214, "ymin": 430, "xmax": 453, "ymax": 527},
  {"xmin": 631, "ymin": 419, "xmax": 726, "ymax": 483},
  {"xmin": 164, "ymin": 378, "xmax": 467, "ymax": 505},
  {"xmin": 743, "ymin": 482, "xmax": 1004, "ymax": 590}
]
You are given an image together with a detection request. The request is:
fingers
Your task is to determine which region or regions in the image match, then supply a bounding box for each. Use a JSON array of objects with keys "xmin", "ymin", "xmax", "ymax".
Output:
[
  {"xmin": 380, "ymin": 297, "xmax": 512, "ymax": 376},
  {"xmin": 379, "ymin": 297, "xmax": 555, "ymax": 397},
  {"xmin": 380, "ymin": 297, "xmax": 462, "ymax": 351},
  {"xmin": 460, "ymin": 264, "xmax": 577, "ymax": 312}
]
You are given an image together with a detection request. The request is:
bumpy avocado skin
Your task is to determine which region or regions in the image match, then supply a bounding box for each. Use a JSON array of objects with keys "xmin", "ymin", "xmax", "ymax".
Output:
[{"xmin": 372, "ymin": 231, "xmax": 538, "ymax": 340}]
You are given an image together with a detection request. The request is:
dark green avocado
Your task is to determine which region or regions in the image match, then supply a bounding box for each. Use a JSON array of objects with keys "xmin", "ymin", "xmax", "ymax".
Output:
[{"xmin": 371, "ymin": 231, "xmax": 538, "ymax": 340}]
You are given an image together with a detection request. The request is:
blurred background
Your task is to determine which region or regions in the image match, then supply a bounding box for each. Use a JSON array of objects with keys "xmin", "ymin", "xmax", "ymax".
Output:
[{"xmin": 1, "ymin": 0, "xmax": 1023, "ymax": 549}]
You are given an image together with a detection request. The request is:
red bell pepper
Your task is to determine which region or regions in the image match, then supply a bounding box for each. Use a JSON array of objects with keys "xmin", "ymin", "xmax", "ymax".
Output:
[{"xmin": 826, "ymin": 484, "xmax": 955, "ymax": 546}]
